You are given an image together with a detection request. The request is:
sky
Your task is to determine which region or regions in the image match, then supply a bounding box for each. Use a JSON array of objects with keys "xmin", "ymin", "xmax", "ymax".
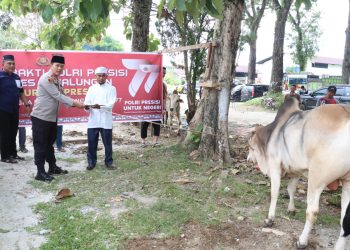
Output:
[
  {"xmin": 106, "ymin": 0, "xmax": 349, "ymax": 66},
  {"xmin": 315, "ymin": 0, "xmax": 349, "ymax": 58},
  {"xmin": 239, "ymin": 0, "xmax": 349, "ymax": 65}
]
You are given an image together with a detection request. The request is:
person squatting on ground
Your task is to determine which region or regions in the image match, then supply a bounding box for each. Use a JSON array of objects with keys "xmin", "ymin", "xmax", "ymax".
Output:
[
  {"xmin": 30, "ymin": 55, "xmax": 85, "ymax": 182},
  {"xmin": 140, "ymin": 67, "xmax": 167, "ymax": 147},
  {"xmin": 0, "ymin": 54, "xmax": 31, "ymax": 163},
  {"xmin": 84, "ymin": 66, "xmax": 116, "ymax": 170}
]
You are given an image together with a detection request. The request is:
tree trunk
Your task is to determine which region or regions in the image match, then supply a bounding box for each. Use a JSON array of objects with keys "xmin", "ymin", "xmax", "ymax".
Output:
[
  {"xmin": 248, "ymin": 37, "xmax": 257, "ymax": 84},
  {"xmin": 185, "ymin": 0, "xmax": 245, "ymax": 164},
  {"xmin": 270, "ymin": 0, "xmax": 293, "ymax": 92},
  {"xmin": 187, "ymin": 50, "xmax": 201, "ymax": 122},
  {"xmin": 131, "ymin": 0, "xmax": 152, "ymax": 52},
  {"xmin": 296, "ymin": 28, "xmax": 306, "ymax": 71},
  {"xmin": 342, "ymin": 0, "xmax": 350, "ymax": 85},
  {"xmin": 246, "ymin": 0, "xmax": 267, "ymax": 85}
]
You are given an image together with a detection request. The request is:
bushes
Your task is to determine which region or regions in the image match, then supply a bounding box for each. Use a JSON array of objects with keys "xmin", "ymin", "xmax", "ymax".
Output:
[{"xmin": 244, "ymin": 92, "xmax": 284, "ymax": 110}]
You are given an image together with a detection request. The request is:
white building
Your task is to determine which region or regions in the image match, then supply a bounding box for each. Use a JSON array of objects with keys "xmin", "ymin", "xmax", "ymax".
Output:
[{"xmin": 255, "ymin": 55, "xmax": 343, "ymax": 84}]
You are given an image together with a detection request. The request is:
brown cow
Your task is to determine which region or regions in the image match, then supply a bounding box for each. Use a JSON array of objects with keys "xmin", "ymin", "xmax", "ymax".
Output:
[{"xmin": 247, "ymin": 97, "xmax": 350, "ymax": 249}]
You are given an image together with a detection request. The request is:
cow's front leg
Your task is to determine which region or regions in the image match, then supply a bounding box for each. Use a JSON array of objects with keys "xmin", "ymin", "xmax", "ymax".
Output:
[
  {"xmin": 297, "ymin": 186, "xmax": 323, "ymax": 249},
  {"xmin": 265, "ymin": 170, "xmax": 281, "ymax": 227},
  {"xmin": 287, "ymin": 177, "xmax": 299, "ymax": 214}
]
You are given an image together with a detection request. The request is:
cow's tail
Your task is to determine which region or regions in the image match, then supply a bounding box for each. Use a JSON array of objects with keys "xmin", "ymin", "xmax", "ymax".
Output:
[
  {"xmin": 334, "ymin": 202, "xmax": 350, "ymax": 250},
  {"xmin": 343, "ymin": 201, "xmax": 350, "ymax": 237}
]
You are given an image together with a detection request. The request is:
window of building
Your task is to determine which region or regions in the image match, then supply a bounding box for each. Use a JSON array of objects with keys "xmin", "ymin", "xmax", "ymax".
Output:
[{"xmin": 312, "ymin": 63, "xmax": 328, "ymax": 69}]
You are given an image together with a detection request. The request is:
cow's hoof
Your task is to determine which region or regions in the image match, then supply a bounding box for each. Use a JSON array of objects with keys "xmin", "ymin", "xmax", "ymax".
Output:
[
  {"xmin": 264, "ymin": 219, "xmax": 274, "ymax": 227},
  {"xmin": 296, "ymin": 241, "xmax": 307, "ymax": 249}
]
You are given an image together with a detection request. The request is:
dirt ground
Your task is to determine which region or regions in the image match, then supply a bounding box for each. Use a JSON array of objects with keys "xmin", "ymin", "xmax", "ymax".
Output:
[{"xmin": 0, "ymin": 102, "xmax": 345, "ymax": 249}]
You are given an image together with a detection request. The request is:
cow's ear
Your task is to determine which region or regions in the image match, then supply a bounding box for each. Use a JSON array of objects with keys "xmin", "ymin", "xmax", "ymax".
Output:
[{"xmin": 250, "ymin": 130, "xmax": 256, "ymax": 137}]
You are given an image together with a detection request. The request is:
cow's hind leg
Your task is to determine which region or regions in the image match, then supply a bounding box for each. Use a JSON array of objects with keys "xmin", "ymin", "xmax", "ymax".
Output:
[
  {"xmin": 334, "ymin": 180, "xmax": 350, "ymax": 250},
  {"xmin": 297, "ymin": 184, "xmax": 323, "ymax": 249},
  {"xmin": 287, "ymin": 177, "xmax": 299, "ymax": 215},
  {"xmin": 265, "ymin": 170, "xmax": 281, "ymax": 227}
]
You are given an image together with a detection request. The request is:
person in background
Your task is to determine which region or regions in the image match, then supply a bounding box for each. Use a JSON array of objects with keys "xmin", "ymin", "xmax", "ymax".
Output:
[
  {"xmin": 84, "ymin": 66, "xmax": 116, "ymax": 170},
  {"xmin": 140, "ymin": 67, "xmax": 167, "ymax": 147},
  {"xmin": 0, "ymin": 54, "xmax": 30, "ymax": 163},
  {"xmin": 317, "ymin": 85, "xmax": 339, "ymax": 190},
  {"xmin": 18, "ymin": 127, "xmax": 28, "ymax": 153},
  {"xmin": 284, "ymin": 84, "xmax": 301, "ymax": 104},
  {"xmin": 55, "ymin": 125, "xmax": 65, "ymax": 152},
  {"xmin": 299, "ymin": 85, "xmax": 308, "ymax": 95},
  {"xmin": 317, "ymin": 85, "xmax": 337, "ymax": 106},
  {"xmin": 31, "ymin": 55, "xmax": 85, "ymax": 181}
]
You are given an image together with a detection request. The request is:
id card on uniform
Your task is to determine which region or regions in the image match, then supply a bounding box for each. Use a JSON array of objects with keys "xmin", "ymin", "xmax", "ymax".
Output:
[{"xmin": 16, "ymin": 79, "xmax": 22, "ymax": 88}]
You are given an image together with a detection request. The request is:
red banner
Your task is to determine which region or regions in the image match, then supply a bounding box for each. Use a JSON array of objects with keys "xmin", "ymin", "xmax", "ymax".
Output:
[{"xmin": 0, "ymin": 50, "xmax": 163, "ymax": 125}]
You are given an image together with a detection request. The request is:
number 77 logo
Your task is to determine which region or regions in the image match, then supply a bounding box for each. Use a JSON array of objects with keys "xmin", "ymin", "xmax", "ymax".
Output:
[{"xmin": 122, "ymin": 59, "xmax": 160, "ymax": 97}]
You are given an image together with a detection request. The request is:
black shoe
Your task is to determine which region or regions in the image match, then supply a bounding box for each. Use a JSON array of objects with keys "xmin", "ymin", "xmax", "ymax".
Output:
[
  {"xmin": 13, "ymin": 155, "xmax": 25, "ymax": 161},
  {"xmin": 87, "ymin": 165, "xmax": 96, "ymax": 170},
  {"xmin": 35, "ymin": 172, "xmax": 55, "ymax": 182},
  {"xmin": 20, "ymin": 148, "xmax": 28, "ymax": 153},
  {"xmin": 48, "ymin": 166, "xmax": 68, "ymax": 175},
  {"xmin": 1, "ymin": 158, "xmax": 18, "ymax": 164},
  {"xmin": 105, "ymin": 163, "xmax": 115, "ymax": 170}
]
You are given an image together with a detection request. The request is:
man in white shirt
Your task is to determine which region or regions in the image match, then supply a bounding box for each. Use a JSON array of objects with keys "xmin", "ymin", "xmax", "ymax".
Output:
[{"xmin": 84, "ymin": 66, "xmax": 116, "ymax": 170}]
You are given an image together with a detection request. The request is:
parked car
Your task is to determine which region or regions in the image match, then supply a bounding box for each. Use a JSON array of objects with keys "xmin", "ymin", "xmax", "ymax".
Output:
[
  {"xmin": 231, "ymin": 79, "xmax": 243, "ymax": 88},
  {"xmin": 300, "ymin": 85, "xmax": 350, "ymax": 110},
  {"xmin": 231, "ymin": 84, "xmax": 245, "ymax": 101},
  {"xmin": 240, "ymin": 84, "xmax": 269, "ymax": 102}
]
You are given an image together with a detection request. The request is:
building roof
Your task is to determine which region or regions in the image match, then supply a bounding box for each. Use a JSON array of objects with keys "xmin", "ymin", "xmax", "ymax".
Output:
[
  {"xmin": 311, "ymin": 56, "xmax": 342, "ymax": 65},
  {"xmin": 256, "ymin": 56, "xmax": 272, "ymax": 64},
  {"xmin": 256, "ymin": 55, "xmax": 343, "ymax": 66},
  {"xmin": 235, "ymin": 65, "xmax": 261, "ymax": 74}
]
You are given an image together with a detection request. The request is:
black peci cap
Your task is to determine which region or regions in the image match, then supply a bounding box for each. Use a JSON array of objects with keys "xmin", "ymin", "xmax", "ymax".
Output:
[
  {"xmin": 3, "ymin": 54, "xmax": 14, "ymax": 61},
  {"xmin": 51, "ymin": 55, "xmax": 65, "ymax": 64}
]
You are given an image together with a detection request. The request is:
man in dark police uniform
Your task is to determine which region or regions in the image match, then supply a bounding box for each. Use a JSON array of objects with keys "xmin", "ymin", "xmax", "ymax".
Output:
[
  {"xmin": 31, "ymin": 55, "xmax": 85, "ymax": 181},
  {"xmin": 0, "ymin": 54, "xmax": 31, "ymax": 163}
]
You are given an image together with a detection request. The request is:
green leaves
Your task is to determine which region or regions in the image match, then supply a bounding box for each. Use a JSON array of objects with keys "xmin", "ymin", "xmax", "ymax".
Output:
[
  {"xmin": 0, "ymin": 0, "xmax": 112, "ymax": 49},
  {"xmin": 176, "ymin": 0, "xmax": 187, "ymax": 11},
  {"xmin": 158, "ymin": 0, "xmax": 224, "ymax": 25},
  {"xmin": 41, "ymin": 5, "xmax": 53, "ymax": 23},
  {"xmin": 205, "ymin": 0, "xmax": 224, "ymax": 18}
]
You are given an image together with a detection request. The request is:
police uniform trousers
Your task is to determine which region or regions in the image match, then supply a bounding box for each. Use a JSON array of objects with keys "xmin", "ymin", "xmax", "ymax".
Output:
[
  {"xmin": 0, "ymin": 110, "xmax": 18, "ymax": 160},
  {"xmin": 31, "ymin": 116, "xmax": 57, "ymax": 173}
]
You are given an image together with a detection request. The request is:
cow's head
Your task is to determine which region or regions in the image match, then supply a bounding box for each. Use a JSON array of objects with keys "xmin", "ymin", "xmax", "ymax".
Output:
[
  {"xmin": 169, "ymin": 93, "xmax": 183, "ymax": 112},
  {"xmin": 247, "ymin": 126, "xmax": 269, "ymax": 175}
]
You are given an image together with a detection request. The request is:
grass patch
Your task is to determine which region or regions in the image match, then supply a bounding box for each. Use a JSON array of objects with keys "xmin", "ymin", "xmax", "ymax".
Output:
[
  {"xmin": 245, "ymin": 97, "xmax": 263, "ymax": 106},
  {"xmin": 56, "ymin": 157, "xmax": 83, "ymax": 164},
  {"xmin": 30, "ymin": 145, "xmax": 340, "ymax": 249},
  {"xmin": 0, "ymin": 228, "xmax": 10, "ymax": 233}
]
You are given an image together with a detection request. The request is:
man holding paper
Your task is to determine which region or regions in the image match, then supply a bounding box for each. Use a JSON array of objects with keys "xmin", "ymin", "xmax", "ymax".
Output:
[{"xmin": 84, "ymin": 66, "xmax": 117, "ymax": 170}]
